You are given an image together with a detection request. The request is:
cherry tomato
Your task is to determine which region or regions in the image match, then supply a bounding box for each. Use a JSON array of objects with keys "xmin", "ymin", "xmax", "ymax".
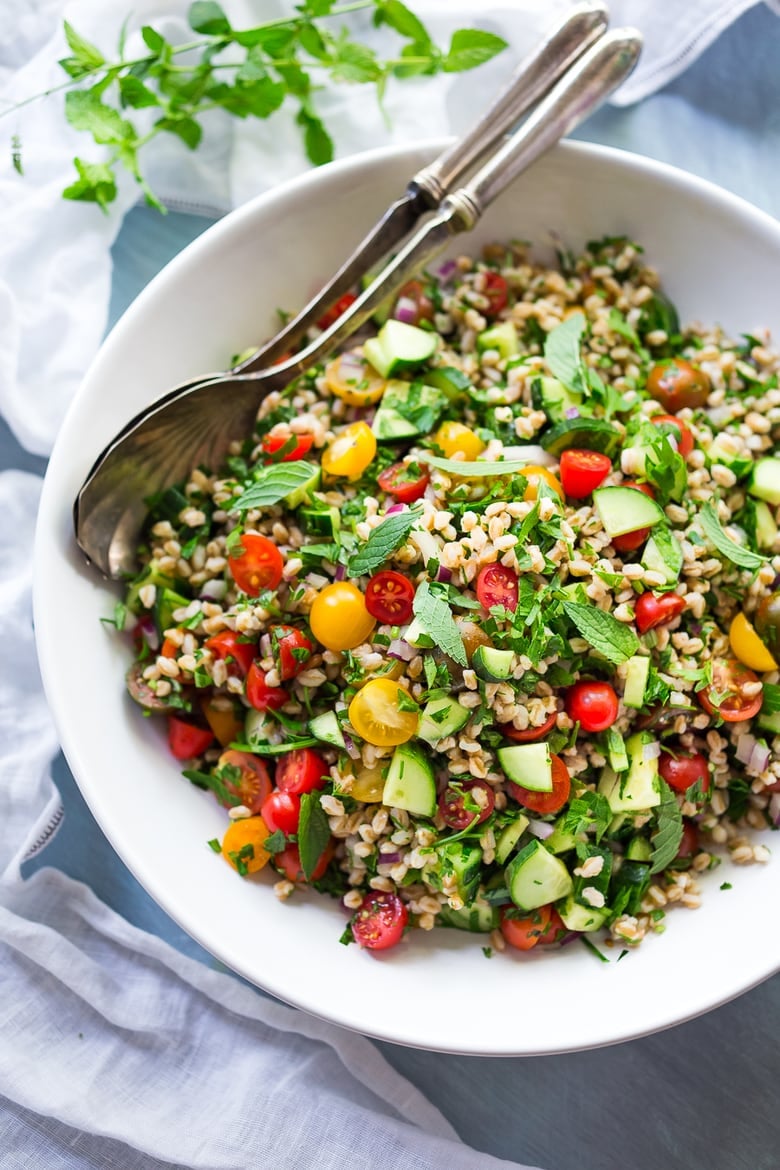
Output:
[
  {"xmin": 159, "ymin": 635, "xmax": 178, "ymax": 659},
  {"xmin": 205, "ymin": 630, "xmax": 255, "ymax": 677},
  {"xmin": 365, "ymin": 570, "xmax": 415, "ymax": 625},
  {"xmin": 221, "ymin": 816, "xmax": 271, "ymax": 875},
  {"xmin": 394, "ymin": 279, "xmax": 434, "ymax": 324},
  {"xmin": 324, "ymin": 351, "xmax": 387, "ymax": 407},
  {"xmin": 699, "ymin": 658, "xmax": 763, "ymax": 722},
  {"xmin": 377, "ymin": 461, "xmax": 430, "ymax": 504},
  {"xmin": 521, "ymin": 465, "xmax": 564, "ymax": 502},
  {"xmin": 434, "ymin": 421, "xmax": 485, "ymax": 461},
  {"xmin": 611, "ymin": 482, "xmax": 656, "ymax": 553},
  {"xmin": 729, "ymin": 612, "xmax": 778, "ymax": 672},
  {"xmin": 559, "ymin": 449, "xmax": 612, "ymax": 499},
  {"xmin": 167, "ymin": 716, "xmax": 215, "ymax": 761},
  {"xmin": 309, "ymin": 581, "xmax": 375, "ymax": 652},
  {"xmin": 348, "ymin": 678, "xmax": 418, "ymax": 747},
  {"xmin": 537, "ymin": 907, "xmax": 566, "ymax": 945},
  {"xmin": 261, "ymin": 788, "xmax": 301, "ymax": 835},
  {"xmin": 201, "ymin": 699, "xmax": 244, "ymax": 748},
  {"xmin": 659, "ymin": 750, "xmax": 710, "ymax": 795},
  {"xmin": 650, "ymin": 414, "xmax": 694, "ymax": 459},
  {"xmin": 275, "ymin": 841, "xmax": 333, "ymax": 883},
  {"xmin": 351, "ymin": 892, "xmax": 408, "ymax": 951},
  {"xmin": 272, "ymin": 624, "xmax": 314, "ymax": 681},
  {"xmin": 476, "ymin": 563, "xmax": 519, "ymax": 612},
  {"xmin": 350, "ymin": 764, "xmax": 386, "ymax": 803},
  {"xmin": 276, "ymin": 747, "xmax": 329, "ymax": 795},
  {"xmin": 565, "ymin": 681, "xmax": 619, "ymax": 733},
  {"xmin": 214, "ymin": 749, "xmax": 272, "ymax": 812},
  {"xmin": 500, "ymin": 904, "xmax": 550, "ymax": 951},
  {"xmin": 228, "ymin": 533, "xmax": 283, "ymax": 596},
  {"xmin": 260, "ymin": 433, "xmax": 315, "ymax": 461},
  {"xmin": 635, "ymin": 592, "xmax": 686, "ymax": 634},
  {"xmin": 482, "ymin": 271, "xmax": 509, "ymax": 317},
  {"xmin": 321, "ymin": 421, "xmax": 377, "ymax": 480},
  {"xmin": 316, "ymin": 292, "xmax": 358, "ymax": 331},
  {"xmin": 507, "ymin": 754, "xmax": 571, "ymax": 815},
  {"xmin": 438, "ymin": 780, "xmax": 495, "ymax": 830},
  {"xmin": 677, "ymin": 820, "xmax": 700, "ymax": 859},
  {"xmin": 499, "ymin": 711, "xmax": 558, "ymax": 742},
  {"xmin": 646, "ymin": 359, "xmax": 711, "ymax": 413},
  {"xmin": 245, "ymin": 662, "xmax": 288, "ymax": 711}
]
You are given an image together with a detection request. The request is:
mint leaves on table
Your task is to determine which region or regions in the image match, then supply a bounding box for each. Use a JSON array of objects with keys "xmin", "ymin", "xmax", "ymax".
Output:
[{"xmin": 4, "ymin": 2, "xmax": 507, "ymax": 213}]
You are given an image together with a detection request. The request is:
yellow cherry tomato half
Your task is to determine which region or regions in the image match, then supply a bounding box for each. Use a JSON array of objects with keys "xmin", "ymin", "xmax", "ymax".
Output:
[
  {"xmin": 325, "ymin": 352, "xmax": 387, "ymax": 407},
  {"xmin": 221, "ymin": 816, "xmax": 271, "ymax": 875},
  {"xmin": 729, "ymin": 612, "xmax": 778, "ymax": 672},
  {"xmin": 309, "ymin": 581, "xmax": 376, "ymax": 651},
  {"xmin": 348, "ymin": 677, "xmax": 419, "ymax": 747},
  {"xmin": 521, "ymin": 464, "xmax": 564, "ymax": 502},
  {"xmin": 434, "ymin": 421, "xmax": 485, "ymax": 461},
  {"xmin": 321, "ymin": 421, "xmax": 377, "ymax": 480},
  {"xmin": 350, "ymin": 764, "xmax": 387, "ymax": 803}
]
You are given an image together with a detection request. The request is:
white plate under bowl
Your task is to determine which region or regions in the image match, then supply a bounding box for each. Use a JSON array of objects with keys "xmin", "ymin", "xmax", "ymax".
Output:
[{"xmin": 35, "ymin": 140, "xmax": 780, "ymax": 1056}]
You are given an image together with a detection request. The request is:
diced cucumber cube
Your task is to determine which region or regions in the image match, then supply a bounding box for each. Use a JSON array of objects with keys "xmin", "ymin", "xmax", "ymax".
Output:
[
  {"xmin": 497, "ymin": 742, "xmax": 552, "ymax": 792},
  {"xmin": 749, "ymin": 458, "xmax": 780, "ymax": 506},
  {"xmin": 623, "ymin": 655, "xmax": 650, "ymax": 709},
  {"xmin": 506, "ymin": 840, "xmax": 573, "ymax": 911},
  {"xmin": 363, "ymin": 319, "xmax": 437, "ymax": 378},
  {"xmin": 417, "ymin": 696, "xmax": 469, "ymax": 746},
  {"xmin": 382, "ymin": 742, "xmax": 436, "ymax": 817}
]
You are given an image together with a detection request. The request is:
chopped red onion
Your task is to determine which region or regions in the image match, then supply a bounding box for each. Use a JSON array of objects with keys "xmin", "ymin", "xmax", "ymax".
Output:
[
  {"xmin": 528, "ymin": 819, "xmax": 554, "ymax": 840},
  {"xmin": 736, "ymin": 734, "xmax": 757, "ymax": 766},
  {"xmin": 384, "ymin": 503, "xmax": 407, "ymax": 515},
  {"xmin": 394, "ymin": 296, "xmax": 418, "ymax": 325},
  {"xmin": 770, "ymin": 793, "xmax": 780, "ymax": 826},
  {"xmin": 199, "ymin": 578, "xmax": 227, "ymax": 602},
  {"xmin": 642, "ymin": 740, "xmax": 661, "ymax": 761},
  {"xmin": 338, "ymin": 351, "xmax": 364, "ymax": 377},
  {"xmin": 387, "ymin": 638, "xmax": 416, "ymax": 662},
  {"xmin": 133, "ymin": 615, "xmax": 159, "ymax": 652},
  {"xmin": 334, "ymin": 563, "xmax": 347, "ymax": 582},
  {"xmin": 436, "ymin": 259, "xmax": 457, "ymax": 282},
  {"xmin": 564, "ymin": 406, "xmax": 580, "ymax": 420},
  {"xmin": 749, "ymin": 742, "xmax": 771, "ymax": 773},
  {"xmin": 378, "ymin": 850, "xmax": 403, "ymax": 866},
  {"xmin": 559, "ymin": 931, "xmax": 580, "ymax": 947},
  {"xmin": 436, "ymin": 565, "xmax": 453, "ymax": 583},
  {"xmin": 342, "ymin": 731, "xmax": 360, "ymax": 760}
]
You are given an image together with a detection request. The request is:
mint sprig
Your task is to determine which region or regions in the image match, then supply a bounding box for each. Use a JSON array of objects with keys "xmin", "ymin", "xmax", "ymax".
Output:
[{"xmin": 346, "ymin": 506, "xmax": 420, "ymax": 576}]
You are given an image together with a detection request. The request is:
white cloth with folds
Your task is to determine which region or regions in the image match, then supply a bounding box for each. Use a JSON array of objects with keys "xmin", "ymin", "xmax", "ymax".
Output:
[{"xmin": 0, "ymin": 2, "xmax": 774, "ymax": 1166}]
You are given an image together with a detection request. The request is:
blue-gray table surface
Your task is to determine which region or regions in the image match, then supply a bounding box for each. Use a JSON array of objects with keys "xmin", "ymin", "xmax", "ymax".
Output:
[{"xmin": 9, "ymin": 7, "xmax": 780, "ymax": 1168}]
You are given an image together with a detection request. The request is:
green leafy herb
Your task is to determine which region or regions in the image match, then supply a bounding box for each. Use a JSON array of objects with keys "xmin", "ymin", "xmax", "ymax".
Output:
[
  {"xmin": 649, "ymin": 780, "xmax": 683, "ymax": 875},
  {"xmin": 424, "ymin": 455, "xmax": 547, "ymax": 478},
  {"xmin": 229, "ymin": 737, "xmax": 319, "ymax": 755},
  {"xmin": 562, "ymin": 791, "xmax": 611, "ymax": 843},
  {"xmin": 298, "ymin": 791, "xmax": 332, "ymax": 880},
  {"xmin": 562, "ymin": 602, "xmax": 639, "ymax": 664},
  {"xmin": 262, "ymin": 829, "xmax": 287, "ymax": 854},
  {"xmin": 347, "ymin": 507, "xmax": 420, "ymax": 575},
  {"xmin": 607, "ymin": 308, "xmax": 642, "ymax": 349},
  {"xmin": 100, "ymin": 601, "xmax": 128, "ymax": 631},
  {"xmin": 543, "ymin": 313, "xmax": 586, "ymax": 392},
  {"xmin": 230, "ymin": 460, "xmax": 318, "ymax": 512},
  {"xmin": 581, "ymin": 936, "xmax": 610, "ymax": 963},
  {"xmin": 412, "ymin": 580, "xmax": 467, "ymax": 666},
  {"xmin": 699, "ymin": 502, "xmax": 767, "ymax": 571},
  {"xmin": 207, "ymin": 837, "xmax": 222, "ymax": 853},
  {"xmin": 720, "ymin": 881, "xmax": 732, "ymax": 891}
]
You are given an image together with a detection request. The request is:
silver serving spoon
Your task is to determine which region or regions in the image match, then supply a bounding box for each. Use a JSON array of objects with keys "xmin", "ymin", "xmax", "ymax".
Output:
[{"xmin": 75, "ymin": 22, "xmax": 641, "ymax": 579}]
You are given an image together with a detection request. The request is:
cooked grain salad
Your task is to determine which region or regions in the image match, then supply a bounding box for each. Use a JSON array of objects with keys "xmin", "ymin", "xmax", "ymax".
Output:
[{"xmin": 116, "ymin": 236, "xmax": 780, "ymax": 957}]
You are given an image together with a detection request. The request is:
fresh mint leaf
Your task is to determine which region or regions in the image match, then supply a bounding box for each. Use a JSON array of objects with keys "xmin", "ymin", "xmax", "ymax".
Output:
[
  {"xmin": 543, "ymin": 313, "xmax": 586, "ymax": 392},
  {"xmin": 141, "ymin": 25, "xmax": 166, "ymax": 53},
  {"xmin": 188, "ymin": 1, "xmax": 232, "ymax": 36},
  {"xmin": 443, "ymin": 29, "xmax": 507, "ymax": 72},
  {"xmin": 376, "ymin": 0, "xmax": 431, "ymax": 46},
  {"xmin": 119, "ymin": 75, "xmax": 160, "ymax": 108},
  {"xmin": 649, "ymin": 780, "xmax": 683, "ymax": 875},
  {"xmin": 262, "ymin": 829, "xmax": 287, "ymax": 854},
  {"xmin": 563, "ymin": 602, "xmax": 639, "ymax": 664},
  {"xmin": 60, "ymin": 21, "xmax": 105, "ymax": 77},
  {"xmin": 699, "ymin": 502, "xmax": 767, "ymax": 571},
  {"xmin": 155, "ymin": 115, "xmax": 202, "ymax": 149},
  {"xmin": 425, "ymin": 454, "xmax": 545, "ymax": 477},
  {"xmin": 412, "ymin": 580, "xmax": 467, "ymax": 666},
  {"xmin": 347, "ymin": 508, "xmax": 420, "ymax": 575},
  {"xmin": 65, "ymin": 89, "xmax": 135, "ymax": 144},
  {"xmin": 62, "ymin": 157, "xmax": 117, "ymax": 211},
  {"xmin": 607, "ymin": 308, "xmax": 642, "ymax": 348},
  {"xmin": 230, "ymin": 460, "xmax": 318, "ymax": 512},
  {"xmin": 296, "ymin": 107, "xmax": 334, "ymax": 165},
  {"xmin": 11, "ymin": 134, "xmax": 23, "ymax": 175},
  {"xmin": 298, "ymin": 792, "xmax": 331, "ymax": 879},
  {"xmin": 331, "ymin": 39, "xmax": 382, "ymax": 83},
  {"xmin": 563, "ymin": 792, "xmax": 611, "ymax": 842}
]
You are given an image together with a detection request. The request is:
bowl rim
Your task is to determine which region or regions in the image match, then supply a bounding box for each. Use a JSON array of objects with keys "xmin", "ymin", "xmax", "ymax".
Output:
[{"xmin": 34, "ymin": 137, "xmax": 780, "ymax": 1055}]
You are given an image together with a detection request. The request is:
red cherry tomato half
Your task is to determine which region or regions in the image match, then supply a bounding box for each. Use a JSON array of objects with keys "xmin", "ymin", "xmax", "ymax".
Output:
[
  {"xmin": 677, "ymin": 820, "xmax": 700, "ymax": 859},
  {"xmin": 659, "ymin": 750, "xmax": 711, "ymax": 794},
  {"xmin": 205, "ymin": 630, "xmax": 256, "ymax": 677},
  {"xmin": 351, "ymin": 892, "xmax": 408, "ymax": 951},
  {"xmin": 482, "ymin": 271, "xmax": 509, "ymax": 317},
  {"xmin": 377, "ymin": 462, "xmax": 430, "ymax": 504},
  {"xmin": 316, "ymin": 292, "xmax": 358, "ymax": 331},
  {"xmin": 500, "ymin": 904, "xmax": 551, "ymax": 951},
  {"xmin": 272, "ymin": 624, "xmax": 314, "ymax": 681},
  {"xmin": 217, "ymin": 749, "xmax": 272, "ymax": 813},
  {"xmin": 507, "ymin": 754, "xmax": 571, "ymax": 815},
  {"xmin": 365, "ymin": 570, "xmax": 415, "ymax": 625},
  {"xmin": 476, "ymin": 563, "xmax": 519, "ymax": 613},
  {"xmin": 245, "ymin": 662, "xmax": 288, "ymax": 711},
  {"xmin": 276, "ymin": 747, "xmax": 329, "ymax": 795},
  {"xmin": 499, "ymin": 711, "xmax": 559, "ymax": 742},
  {"xmin": 261, "ymin": 433, "xmax": 315, "ymax": 462},
  {"xmin": 635, "ymin": 592, "xmax": 686, "ymax": 634},
  {"xmin": 565, "ymin": 681, "xmax": 619, "ymax": 733},
  {"xmin": 559, "ymin": 449, "xmax": 612, "ymax": 499},
  {"xmin": 699, "ymin": 658, "xmax": 763, "ymax": 722},
  {"xmin": 167, "ymin": 716, "xmax": 215, "ymax": 761},
  {"xmin": 611, "ymin": 481, "xmax": 656, "ymax": 553},
  {"xmin": 438, "ymin": 780, "xmax": 495, "ymax": 831},
  {"xmin": 650, "ymin": 414, "xmax": 694, "ymax": 459},
  {"xmin": 275, "ymin": 841, "xmax": 334, "ymax": 883},
  {"xmin": 261, "ymin": 788, "xmax": 301, "ymax": 835},
  {"xmin": 228, "ymin": 533, "xmax": 283, "ymax": 596},
  {"xmin": 537, "ymin": 907, "xmax": 566, "ymax": 945}
]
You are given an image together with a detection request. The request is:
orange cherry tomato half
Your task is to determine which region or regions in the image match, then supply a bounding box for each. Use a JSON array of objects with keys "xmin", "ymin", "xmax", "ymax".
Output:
[
  {"xmin": 500, "ymin": 904, "xmax": 551, "ymax": 951},
  {"xmin": 216, "ymin": 749, "xmax": 272, "ymax": 813},
  {"xmin": 167, "ymin": 716, "xmax": 215, "ymax": 761},
  {"xmin": 650, "ymin": 414, "xmax": 694, "ymax": 459},
  {"xmin": 698, "ymin": 658, "xmax": 763, "ymax": 722},
  {"xmin": 559, "ymin": 449, "xmax": 612, "ymax": 499},
  {"xmin": 507, "ymin": 754, "xmax": 571, "ymax": 815},
  {"xmin": 499, "ymin": 711, "xmax": 558, "ymax": 742},
  {"xmin": 365, "ymin": 570, "xmax": 415, "ymax": 625},
  {"xmin": 228, "ymin": 533, "xmax": 283, "ymax": 596}
]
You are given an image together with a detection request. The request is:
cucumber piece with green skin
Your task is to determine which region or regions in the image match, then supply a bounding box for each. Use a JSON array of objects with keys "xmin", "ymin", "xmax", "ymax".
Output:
[
  {"xmin": 593, "ymin": 485, "xmax": 665, "ymax": 537},
  {"xmin": 611, "ymin": 859, "xmax": 651, "ymax": 916},
  {"xmin": 572, "ymin": 844, "xmax": 612, "ymax": 907},
  {"xmin": 706, "ymin": 434, "xmax": 753, "ymax": 480},
  {"xmin": 477, "ymin": 321, "xmax": 520, "ymax": 360},
  {"xmin": 300, "ymin": 505, "xmax": 340, "ymax": 538},
  {"xmin": 540, "ymin": 418, "xmax": 622, "ymax": 458},
  {"xmin": 438, "ymin": 840, "xmax": 482, "ymax": 905},
  {"xmin": 244, "ymin": 707, "xmax": 275, "ymax": 747},
  {"xmin": 371, "ymin": 380, "xmax": 447, "ymax": 442},
  {"xmin": 607, "ymin": 731, "xmax": 629, "ymax": 773},
  {"xmin": 472, "ymin": 646, "xmax": 515, "ymax": 682},
  {"xmin": 363, "ymin": 319, "xmax": 438, "ymax": 378},
  {"xmin": 556, "ymin": 893, "xmax": 608, "ymax": 933},
  {"xmin": 598, "ymin": 732, "xmax": 661, "ymax": 814},
  {"xmin": 154, "ymin": 587, "xmax": 190, "ymax": 638},
  {"xmin": 623, "ymin": 655, "xmax": 650, "ymax": 709},
  {"xmin": 530, "ymin": 375, "xmax": 583, "ymax": 424},
  {"xmin": 545, "ymin": 815, "xmax": 579, "ymax": 855},
  {"xmin": 285, "ymin": 466, "xmax": 321, "ymax": 508},
  {"xmin": 625, "ymin": 835, "xmax": 652, "ymax": 862},
  {"xmin": 641, "ymin": 527, "xmax": 683, "ymax": 584},
  {"xmin": 382, "ymin": 742, "xmax": 436, "ymax": 817},
  {"xmin": 417, "ymin": 696, "xmax": 469, "ymax": 746},
  {"xmin": 749, "ymin": 457, "xmax": 780, "ymax": 506},
  {"xmin": 438, "ymin": 895, "xmax": 498, "ymax": 933},
  {"xmin": 423, "ymin": 366, "xmax": 471, "ymax": 401},
  {"xmin": 497, "ymin": 742, "xmax": 552, "ymax": 792},
  {"xmin": 125, "ymin": 560, "xmax": 177, "ymax": 615},
  {"xmin": 494, "ymin": 813, "xmax": 530, "ymax": 865},
  {"xmin": 309, "ymin": 711, "xmax": 346, "ymax": 751},
  {"xmin": 755, "ymin": 501, "xmax": 778, "ymax": 550},
  {"xmin": 404, "ymin": 616, "xmax": 435, "ymax": 648},
  {"xmin": 506, "ymin": 840, "xmax": 573, "ymax": 911},
  {"xmin": 757, "ymin": 710, "xmax": 780, "ymax": 736}
]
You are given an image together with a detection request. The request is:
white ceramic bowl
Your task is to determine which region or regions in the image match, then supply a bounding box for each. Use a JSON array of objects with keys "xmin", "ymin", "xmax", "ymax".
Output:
[{"xmin": 35, "ymin": 140, "xmax": 780, "ymax": 1055}]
